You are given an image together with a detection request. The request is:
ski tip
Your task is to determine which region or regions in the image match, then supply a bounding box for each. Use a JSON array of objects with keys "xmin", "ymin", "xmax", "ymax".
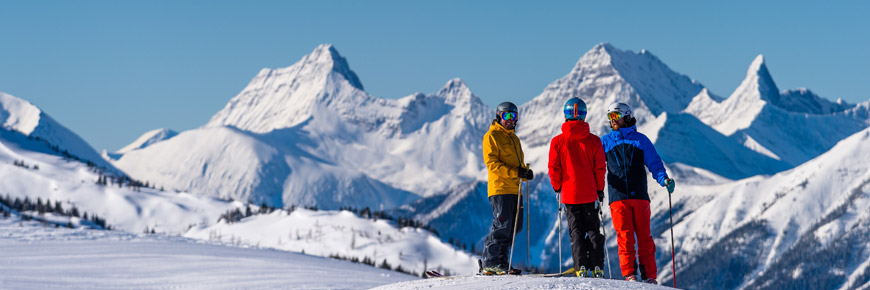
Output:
[{"xmin": 424, "ymin": 270, "xmax": 444, "ymax": 278}]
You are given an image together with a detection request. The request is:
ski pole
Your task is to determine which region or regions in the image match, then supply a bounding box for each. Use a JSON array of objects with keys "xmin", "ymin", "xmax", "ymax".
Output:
[
  {"xmin": 599, "ymin": 204, "xmax": 613, "ymax": 279},
  {"xmin": 557, "ymin": 190, "xmax": 562, "ymax": 274},
  {"xmin": 508, "ymin": 169, "xmax": 524, "ymax": 273},
  {"xmin": 526, "ymin": 180, "xmax": 532, "ymax": 272},
  {"xmin": 668, "ymin": 190, "xmax": 677, "ymax": 288},
  {"xmin": 525, "ymin": 164, "xmax": 531, "ymax": 272}
]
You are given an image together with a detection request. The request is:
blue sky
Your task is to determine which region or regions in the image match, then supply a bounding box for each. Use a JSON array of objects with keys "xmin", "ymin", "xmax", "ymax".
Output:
[{"xmin": 1, "ymin": 1, "xmax": 868, "ymax": 151}]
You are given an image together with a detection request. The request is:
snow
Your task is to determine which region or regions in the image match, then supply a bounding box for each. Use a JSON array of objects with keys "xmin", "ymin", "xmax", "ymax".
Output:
[
  {"xmin": 113, "ymin": 46, "xmax": 492, "ymax": 208},
  {"xmin": 0, "ymin": 91, "xmax": 116, "ymax": 171},
  {"xmin": 372, "ymin": 276, "xmax": 670, "ymax": 290},
  {"xmin": 0, "ymin": 120, "xmax": 474, "ymax": 278},
  {"xmin": 3, "ymin": 42, "xmax": 870, "ymax": 289},
  {"xmin": 184, "ymin": 208, "xmax": 481, "ymax": 276},
  {"xmin": 114, "ymin": 128, "xmax": 178, "ymax": 155},
  {"xmin": 684, "ymin": 55, "xmax": 868, "ymax": 166},
  {"xmin": 661, "ymin": 127, "xmax": 870, "ymax": 286},
  {"xmin": 0, "ymin": 218, "xmax": 415, "ymax": 290}
]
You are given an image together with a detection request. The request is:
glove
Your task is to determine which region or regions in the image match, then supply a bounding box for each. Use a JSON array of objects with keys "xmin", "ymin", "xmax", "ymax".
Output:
[
  {"xmin": 597, "ymin": 190, "xmax": 604, "ymax": 203},
  {"xmin": 517, "ymin": 167, "xmax": 534, "ymax": 180},
  {"xmin": 663, "ymin": 178, "xmax": 675, "ymax": 194}
]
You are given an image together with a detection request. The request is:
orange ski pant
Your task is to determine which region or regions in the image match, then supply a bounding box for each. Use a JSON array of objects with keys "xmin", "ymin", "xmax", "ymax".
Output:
[{"xmin": 610, "ymin": 199, "xmax": 657, "ymax": 279}]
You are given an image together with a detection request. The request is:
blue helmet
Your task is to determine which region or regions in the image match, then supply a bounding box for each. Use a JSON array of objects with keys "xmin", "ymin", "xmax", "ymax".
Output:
[{"xmin": 563, "ymin": 97, "xmax": 587, "ymax": 121}]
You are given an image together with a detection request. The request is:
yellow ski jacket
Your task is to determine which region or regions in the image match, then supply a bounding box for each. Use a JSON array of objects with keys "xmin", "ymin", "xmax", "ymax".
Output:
[{"xmin": 483, "ymin": 121, "xmax": 526, "ymax": 197}]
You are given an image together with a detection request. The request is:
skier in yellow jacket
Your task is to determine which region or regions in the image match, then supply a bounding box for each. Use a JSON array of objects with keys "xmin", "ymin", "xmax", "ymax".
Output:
[{"xmin": 481, "ymin": 101, "xmax": 534, "ymax": 275}]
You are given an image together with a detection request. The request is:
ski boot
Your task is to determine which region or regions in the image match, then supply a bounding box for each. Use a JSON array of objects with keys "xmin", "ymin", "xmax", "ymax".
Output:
[
  {"xmin": 625, "ymin": 275, "xmax": 638, "ymax": 282},
  {"xmin": 592, "ymin": 266, "xmax": 604, "ymax": 278},
  {"xmin": 644, "ymin": 278, "xmax": 658, "ymax": 284},
  {"xmin": 481, "ymin": 266, "xmax": 505, "ymax": 275},
  {"xmin": 576, "ymin": 266, "xmax": 589, "ymax": 277}
]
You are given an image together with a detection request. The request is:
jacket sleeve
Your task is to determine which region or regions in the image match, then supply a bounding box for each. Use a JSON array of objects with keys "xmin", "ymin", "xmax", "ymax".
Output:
[
  {"xmin": 640, "ymin": 135, "xmax": 668, "ymax": 186},
  {"xmin": 547, "ymin": 138, "xmax": 562, "ymax": 191},
  {"xmin": 593, "ymin": 137, "xmax": 606, "ymax": 191},
  {"xmin": 484, "ymin": 132, "xmax": 516, "ymax": 178}
]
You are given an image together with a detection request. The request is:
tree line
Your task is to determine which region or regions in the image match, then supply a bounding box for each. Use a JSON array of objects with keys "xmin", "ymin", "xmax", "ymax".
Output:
[{"xmin": 0, "ymin": 194, "xmax": 111, "ymax": 229}]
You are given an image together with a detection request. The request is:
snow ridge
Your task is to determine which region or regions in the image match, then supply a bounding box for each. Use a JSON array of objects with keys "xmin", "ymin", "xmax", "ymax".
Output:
[{"xmin": 0, "ymin": 91, "xmax": 117, "ymax": 171}]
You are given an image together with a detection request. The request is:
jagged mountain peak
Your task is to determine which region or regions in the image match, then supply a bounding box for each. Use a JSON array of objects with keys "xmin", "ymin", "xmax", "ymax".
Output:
[
  {"xmin": 520, "ymin": 43, "xmax": 704, "ymax": 149},
  {"xmin": 436, "ymin": 78, "xmax": 480, "ymax": 106},
  {"xmin": 732, "ymin": 54, "xmax": 779, "ymax": 103},
  {"xmin": 205, "ymin": 44, "xmax": 375, "ymax": 133},
  {"xmin": 300, "ymin": 44, "xmax": 364, "ymax": 91}
]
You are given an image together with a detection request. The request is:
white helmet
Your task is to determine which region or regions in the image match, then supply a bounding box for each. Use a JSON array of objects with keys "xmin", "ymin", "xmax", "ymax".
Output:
[{"xmin": 607, "ymin": 102, "xmax": 632, "ymax": 120}]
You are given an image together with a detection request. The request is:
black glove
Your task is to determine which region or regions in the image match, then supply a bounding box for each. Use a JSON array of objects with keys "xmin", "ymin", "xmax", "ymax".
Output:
[
  {"xmin": 517, "ymin": 167, "xmax": 534, "ymax": 180},
  {"xmin": 597, "ymin": 190, "xmax": 604, "ymax": 203}
]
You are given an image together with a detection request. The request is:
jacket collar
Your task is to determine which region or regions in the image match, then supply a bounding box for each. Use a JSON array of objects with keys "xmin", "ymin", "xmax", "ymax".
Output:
[
  {"xmin": 490, "ymin": 120, "xmax": 515, "ymax": 134},
  {"xmin": 613, "ymin": 125, "xmax": 637, "ymax": 137}
]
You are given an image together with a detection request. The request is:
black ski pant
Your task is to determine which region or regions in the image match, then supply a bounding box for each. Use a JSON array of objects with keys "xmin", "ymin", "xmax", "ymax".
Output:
[
  {"xmin": 565, "ymin": 202, "xmax": 605, "ymax": 271},
  {"xmin": 482, "ymin": 194, "xmax": 523, "ymax": 268}
]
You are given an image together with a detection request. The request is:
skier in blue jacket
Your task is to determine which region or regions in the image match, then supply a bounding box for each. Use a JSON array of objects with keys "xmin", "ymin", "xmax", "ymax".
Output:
[{"xmin": 601, "ymin": 102, "xmax": 675, "ymax": 284}]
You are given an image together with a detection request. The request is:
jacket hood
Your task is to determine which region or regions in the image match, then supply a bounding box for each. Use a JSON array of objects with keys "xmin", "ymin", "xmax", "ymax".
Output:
[{"xmin": 562, "ymin": 120, "xmax": 591, "ymax": 138}]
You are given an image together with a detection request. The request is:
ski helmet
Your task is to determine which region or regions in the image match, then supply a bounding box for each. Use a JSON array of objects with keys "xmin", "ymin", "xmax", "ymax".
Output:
[
  {"xmin": 563, "ymin": 97, "xmax": 587, "ymax": 121},
  {"xmin": 496, "ymin": 101, "xmax": 519, "ymax": 120},
  {"xmin": 607, "ymin": 102, "xmax": 632, "ymax": 121}
]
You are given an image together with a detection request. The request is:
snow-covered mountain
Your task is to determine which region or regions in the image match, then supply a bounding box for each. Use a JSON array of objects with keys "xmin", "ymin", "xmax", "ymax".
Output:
[
  {"xmin": 113, "ymin": 45, "xmax": 492, "ymax": 210},
  {"xmin": 116, "ymin": 128, "xmax": 177, "ymax": 154},
  {"xmin": 0, "ymin": 107, "xmax": 481, "ymax": 276},
  {"xmin": 684, "ymin": 55, "xmax": 868, "ymax": 166},
  {"xmin": 0, "ymin": 126, "xmax": 236, "ymax": 233},
  {"xmin": 655, "ymin": 127, "xmax": 870, "ymax": 289},
  {"xmin": 517, "ymin": 44, "xmax": 788, "ymax": 181},
  {"xmin": 0, "ymin": 92, "xmax": 116, "ymax": 171}
]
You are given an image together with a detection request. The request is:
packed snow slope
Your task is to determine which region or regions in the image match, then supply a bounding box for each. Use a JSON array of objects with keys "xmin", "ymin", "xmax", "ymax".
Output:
[
  {"xmin": 374, "ymin": 276, "xmax": 672, "ymax": 290},
  {"xmin": 114, "ymin": 44, "xmax": 491, "ymax": 209},
  {"xmin": 0, "ymin": 217, "xmax": 415, "ymax": 290}
]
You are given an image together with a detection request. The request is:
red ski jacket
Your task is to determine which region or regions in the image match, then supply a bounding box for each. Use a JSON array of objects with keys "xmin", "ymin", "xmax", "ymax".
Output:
[{"xmin": 548, "ymin": 120, "xmax": 606, "ymax": 204}]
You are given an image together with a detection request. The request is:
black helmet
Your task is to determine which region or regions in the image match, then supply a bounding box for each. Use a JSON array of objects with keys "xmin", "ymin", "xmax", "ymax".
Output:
[{"xmin": 496, "ymin": 101, "xmax": 518, "ymax": 117}]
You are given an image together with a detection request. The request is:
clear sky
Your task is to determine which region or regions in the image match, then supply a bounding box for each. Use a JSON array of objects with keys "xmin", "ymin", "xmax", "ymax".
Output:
[{"xmin": 1, "ymin": 1, "xmax": 868, "ymax": 152}]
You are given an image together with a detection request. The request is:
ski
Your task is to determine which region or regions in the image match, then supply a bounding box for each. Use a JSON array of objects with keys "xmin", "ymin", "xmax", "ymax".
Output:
[
  {"xmin": 527, "ymin": 267, "xmax": 575, "ymax": 277},
  {"xmin": 425, "ymin": 267, "xmax": 575, "ymax": 279}
]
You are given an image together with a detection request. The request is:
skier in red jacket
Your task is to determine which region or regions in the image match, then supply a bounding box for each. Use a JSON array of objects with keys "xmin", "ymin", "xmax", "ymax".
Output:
[{"xmin": 547, "ymin": 97, "xmax": 607, "ymax": 278}]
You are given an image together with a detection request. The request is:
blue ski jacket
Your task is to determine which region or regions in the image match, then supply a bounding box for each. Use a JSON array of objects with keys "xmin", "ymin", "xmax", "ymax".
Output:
[{"xmin": 601, "ymin": 126, "xmax": 669, "ymax": 204}]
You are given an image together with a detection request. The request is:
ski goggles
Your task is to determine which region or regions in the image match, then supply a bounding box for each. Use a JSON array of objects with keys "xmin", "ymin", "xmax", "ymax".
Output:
[
  {"xmin": 607, "ymin": 111, "xmax": 625, "ymax": 121},
  {"xmin": 500, "ymin": 111, "xmax": 518, "ymax": 121}
]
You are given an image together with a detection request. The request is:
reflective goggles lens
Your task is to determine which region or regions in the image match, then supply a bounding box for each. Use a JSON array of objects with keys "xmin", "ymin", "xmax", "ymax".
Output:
[
  {"xmin": 608, "ymin": 111, "xmax": 624, "ymax": 121},
  {"xmin": 500, "ymin": 111, "xmax": 518, "ymax": 121}
]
